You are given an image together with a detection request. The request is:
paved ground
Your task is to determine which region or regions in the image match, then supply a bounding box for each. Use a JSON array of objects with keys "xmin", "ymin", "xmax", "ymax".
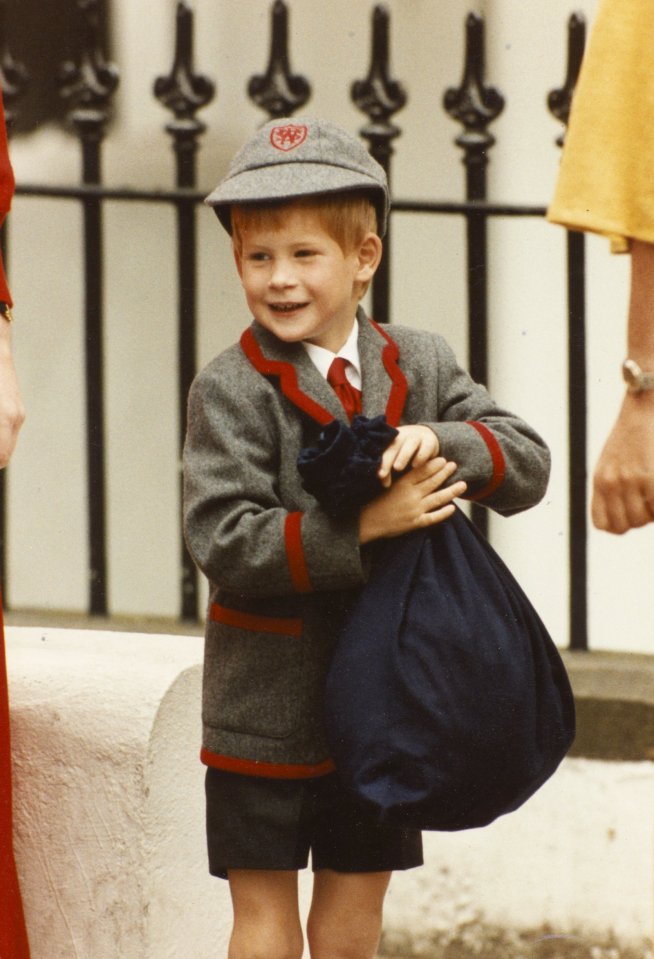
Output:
[{"xmin": 378, "ymin": 928, "xmax": 653, "ymax": 958}]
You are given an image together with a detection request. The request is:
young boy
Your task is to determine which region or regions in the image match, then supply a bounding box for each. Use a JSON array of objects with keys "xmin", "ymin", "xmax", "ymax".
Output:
[{"xmin": 183, "ymin": 117, "xmax": 550, "ymax": 959}]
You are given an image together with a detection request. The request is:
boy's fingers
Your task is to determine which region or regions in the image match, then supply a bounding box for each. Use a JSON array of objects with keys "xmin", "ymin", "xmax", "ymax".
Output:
[
  {"xmin": 420, "ymin": 502, "xmax": 457, "ymax": 526},
  {"xmin": 378, "ymin": 454, "xmax": 458, "ymax": 492},
  {"xmin": 420, "ymin": 481, "xmax": 467, "ymax": 527},
  {"xmin": 414, "ymin": 457, "xmax": 456, "ymax": 488},
  {"xmin": 380, "ymin": 440, "xmax": 417, "ymax": 476},
  {"xmin": 377, "ymin": 445, "xmax": 400, "ymax": 479},
  {"xmin": 412, "ymin": 434, "xmax": 439, "ymax": 467},
  {"xmin": 425, "ymin": 480, "xmax": 467, "ymax": 509}
]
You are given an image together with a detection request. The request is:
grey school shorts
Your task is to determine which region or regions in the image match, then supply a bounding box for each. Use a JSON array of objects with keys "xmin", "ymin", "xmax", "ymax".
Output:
[{"xmin": 205, "ymin": 767, "xmax": 423, "ymax": 879}]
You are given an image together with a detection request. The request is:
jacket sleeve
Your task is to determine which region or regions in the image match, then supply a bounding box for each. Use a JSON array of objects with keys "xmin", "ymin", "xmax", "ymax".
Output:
[
  {"xmin": 183, "ymin": 358, "xmax": 368, "ymax": 598},
  {"xmin": 418, "ymin": 335, "xmax": 551, "ymax": 516}
]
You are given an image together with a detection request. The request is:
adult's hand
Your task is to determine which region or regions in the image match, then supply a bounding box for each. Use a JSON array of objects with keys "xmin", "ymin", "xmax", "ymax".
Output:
[
  {"xmin": 592, "ymin": 241, "xmax": 654, "ymax": 533},
  {"xmin": 592, "ymin": 391, "xmax": 654, "ymax": 533},
  {"xmin": 0, "ymin": 319, "xmax": 24, "ymax": 468}
]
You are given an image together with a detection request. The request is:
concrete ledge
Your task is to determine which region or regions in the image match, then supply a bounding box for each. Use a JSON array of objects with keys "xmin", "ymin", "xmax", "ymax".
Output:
[
  {"xmin": 5, "ymin": 631, "xmax": 654, "ymax": 957},
  {"xmin": 6, "ymin": 626, "xmax": 233, "ymax": 959},
  {"xmin": 564, "ymin": 651, "xmax": 654, "ymax": 761}
]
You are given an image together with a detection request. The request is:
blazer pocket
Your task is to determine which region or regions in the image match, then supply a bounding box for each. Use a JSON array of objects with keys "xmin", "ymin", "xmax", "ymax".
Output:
[{"xmin": 203, "ymin": 603, "xmax": 304, "ymax": 740}]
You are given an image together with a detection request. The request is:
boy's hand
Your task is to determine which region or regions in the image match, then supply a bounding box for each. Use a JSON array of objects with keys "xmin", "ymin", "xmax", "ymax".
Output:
[
  {"xmin": 359, "ymin": 457, "xmax": 467, "ymax": 544},
  {"xmin": 377, "ymin": 425, "xmax": 440, "ymax": 488}
]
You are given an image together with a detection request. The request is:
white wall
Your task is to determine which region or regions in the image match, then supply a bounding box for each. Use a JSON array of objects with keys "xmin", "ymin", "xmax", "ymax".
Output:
[
  {"xmin": 5, "ymin": 0, "xmax": 654, "ymax": 653},
  {"xmin": 7, "ymin": 627, "xmax": 653, "ymax": 957}
]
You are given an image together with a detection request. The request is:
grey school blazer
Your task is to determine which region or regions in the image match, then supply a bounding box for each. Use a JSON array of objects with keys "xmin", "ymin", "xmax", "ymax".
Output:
[{"xmin": 183, "ymin": 310, "xmax": 550, "ymax": 777}]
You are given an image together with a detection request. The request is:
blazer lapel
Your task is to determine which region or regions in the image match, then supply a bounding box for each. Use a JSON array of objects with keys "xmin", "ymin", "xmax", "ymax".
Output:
[
  {"xmin": 358, "ymin": 310, "xmax": 408, "ymax": 427},
  {"xmin": 240, "ymin": 322, "xmax": 344, "ymax": 425},
  {"xmin": 240, "ymin": 312, "xmax": 408, "ymax": 427}
]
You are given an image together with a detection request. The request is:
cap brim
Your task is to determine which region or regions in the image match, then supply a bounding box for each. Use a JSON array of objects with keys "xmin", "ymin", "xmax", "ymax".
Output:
[{"xmin": 205, "ymin": 162, "xmax": 388, "ymax": 235}]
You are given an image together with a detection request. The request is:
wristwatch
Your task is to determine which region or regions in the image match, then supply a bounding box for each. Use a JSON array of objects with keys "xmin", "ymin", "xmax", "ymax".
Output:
[
  {"xmin": 0, "ymin": 302, "xmax": 13, "ymax": 323},
  {"xmin": 622, "ymin": 358, "xmax": 654, "ymax": 394}
]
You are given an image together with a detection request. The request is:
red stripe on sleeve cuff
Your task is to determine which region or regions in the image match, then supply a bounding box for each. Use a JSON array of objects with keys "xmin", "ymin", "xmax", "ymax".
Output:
[
  {"xmin": 465, "ymin": 421, "xmax": 506, "ymax": 501},
  {"xmin": 201, "ymin": 748, "xmax": 336, "ymax": 779},
  {"xmin": 284, "ymin": 512, "xmax": 313, "ymax": 594},
  {"xmin": 210, "ymin": 603, "xmax": 302, "ymax": 637}
]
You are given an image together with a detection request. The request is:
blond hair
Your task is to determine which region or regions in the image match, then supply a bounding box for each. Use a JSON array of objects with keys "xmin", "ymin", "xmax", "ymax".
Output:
[{"xmin": 230, "ymin": 192, "xmax": 379, "ymax": 255}]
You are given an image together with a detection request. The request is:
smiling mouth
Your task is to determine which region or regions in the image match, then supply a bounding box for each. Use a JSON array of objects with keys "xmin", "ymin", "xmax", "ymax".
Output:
[{"xmin": 269, "ymin": 302, "xmax": 308, "ymax": 313}]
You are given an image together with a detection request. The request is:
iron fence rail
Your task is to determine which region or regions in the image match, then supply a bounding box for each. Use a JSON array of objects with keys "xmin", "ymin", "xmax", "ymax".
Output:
[{"xmin": 1, "ymin": 0, "xmax": 588, "ymax": 648}]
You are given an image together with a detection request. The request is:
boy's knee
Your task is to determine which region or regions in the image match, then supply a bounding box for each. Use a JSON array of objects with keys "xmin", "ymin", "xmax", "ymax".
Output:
[
  {"xmin": 307, "ymin": 919, "xmax": 382, "ymax": 959},
  {"xmin": 229, "ymin": 927, "xmax": 304, "ymax": 959},
  {"xmin": 230, "ymin": 946, "xmax": 303, "ymax": 959}
]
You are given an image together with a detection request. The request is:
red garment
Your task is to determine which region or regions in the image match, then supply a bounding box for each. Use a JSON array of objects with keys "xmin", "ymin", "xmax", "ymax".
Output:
[
  {"xmin": 0, "ymin": 89, "xmax": 29, "ymax": 957},
  {"xmin": 0, "ymin": 88, "xmax": 14, "ymax": 306},
  {"xmin": 0, "ymin": 602, "xmax": 30, "ymax": 958}
]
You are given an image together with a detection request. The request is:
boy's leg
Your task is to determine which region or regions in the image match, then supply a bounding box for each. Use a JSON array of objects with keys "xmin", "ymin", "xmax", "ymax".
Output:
[
  {"xmin": 227, "ymin": 869, "xmax": 304, "ymax": 959},
  {"xmin": 306, "ymin": 869, "xmax": 392, "ymax": 959}
]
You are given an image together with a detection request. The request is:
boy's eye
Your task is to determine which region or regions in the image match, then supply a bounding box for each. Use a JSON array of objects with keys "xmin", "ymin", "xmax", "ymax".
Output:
[
  {"xmin": 247, "ymin": 251, "xmax": 270, "ymax": 262},
  {"xmin": 295, "ymin": 249, "xmax": 317, "ymax": 258}
]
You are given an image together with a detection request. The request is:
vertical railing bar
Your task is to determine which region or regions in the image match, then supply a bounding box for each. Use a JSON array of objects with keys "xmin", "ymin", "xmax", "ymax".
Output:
[
  {"xmin": 176, "ymin": 193, "xmax": 199, "ymax": 621},
  {"xmin": 154, "ymin": 0, "xmax": 215, "ymax": 621},
  {"xmin": 567, "ymin": 230, "xmax": 588, "ymax": 649},
  {"xmin": 81, "ymin": 141, "xmax": 107, "ymax": 615},
  {"xmin": 466, "ymin": 215, "xmax": 489, "ymax": 537},
  {"xmin": 58, "ymin": 0, "xmax": 118, "ymax": 616},
  {"xmin": 547, "ymin": 13, "xmax": 588, "ymax": 650},
  {"xmin": 466, "ymin": 214, "xmax": 489, "ymax": 537},
  {"xmin": 443, "ymin": 13, "xmax": 504, "ymax": 538},
  {"xmin": 351, "ymin": 4, "xmax": 406, "ymax": 326}
]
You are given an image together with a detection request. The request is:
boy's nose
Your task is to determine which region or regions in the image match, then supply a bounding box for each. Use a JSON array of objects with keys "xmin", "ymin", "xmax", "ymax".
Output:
[{"xmin": 268, "ymin": 259, "xmax": 297, "ymax": 288}]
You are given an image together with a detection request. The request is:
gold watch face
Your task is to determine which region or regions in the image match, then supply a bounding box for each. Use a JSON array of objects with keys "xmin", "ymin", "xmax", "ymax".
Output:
[
  {"xmin": 622, "ymin": 359, "xmax": 654, "ymax": 393},
  {"xmin": 622, "ymin": 359, "xmax": 641, "ymax": 391}
]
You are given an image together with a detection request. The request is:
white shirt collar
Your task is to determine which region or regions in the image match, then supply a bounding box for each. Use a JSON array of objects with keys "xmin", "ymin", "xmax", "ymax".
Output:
[{"xmin": 302, "ymin": 321, "xmax": 361, "ymax": 389}]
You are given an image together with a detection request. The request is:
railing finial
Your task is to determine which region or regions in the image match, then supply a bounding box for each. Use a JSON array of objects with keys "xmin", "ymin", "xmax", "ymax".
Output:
[
  {"xmin": 351, "ymin": 4, "xmax": 406, "ymax": 175},
  {"xmin": 547, "ymin": 13, "xmax": 587, "ymax": 147},
  {"xmin": 443, "ymin": 12, "xmax": 504, "ymax": 187},
  {"xmin": 154, "ymin": 1, "xmax": 215, "ymax": 135},
  {"xmin": 58, "ymin": 0, "xmax": 119, "ymax": 151},
  {"xmin": 247, "ymin": 0, "xmax": 310, "ymax": 120},
  {"xmin": 0, "ymin": 0, "xmax": 29, "ymax": 128}
]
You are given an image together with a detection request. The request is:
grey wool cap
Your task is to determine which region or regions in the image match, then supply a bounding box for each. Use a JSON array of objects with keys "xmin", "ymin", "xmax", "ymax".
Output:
[{"xmin": 205, "ymin": 117, "xmax": 390, "ymax": 236}]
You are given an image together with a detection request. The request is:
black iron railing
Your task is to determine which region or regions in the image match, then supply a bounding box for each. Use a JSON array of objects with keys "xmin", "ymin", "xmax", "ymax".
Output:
[{"xmin": 0, "ymin": 0, "xmax": 587, "ymax": 648}]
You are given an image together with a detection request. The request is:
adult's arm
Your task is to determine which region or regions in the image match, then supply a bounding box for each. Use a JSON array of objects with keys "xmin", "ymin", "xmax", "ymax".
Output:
[
  {"xmin": 592, "ymin": 241, "xmax": 654, "ymax": 533},
  {"xmin": 0, "ymin": 90, "xmax": 24, "ymax": 467}
]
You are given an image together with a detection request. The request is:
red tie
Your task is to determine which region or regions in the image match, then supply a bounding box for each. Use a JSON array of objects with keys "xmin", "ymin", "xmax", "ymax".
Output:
[{"xmin": 327, "ymin": 357, "xmax": 362, "ymax": 421}]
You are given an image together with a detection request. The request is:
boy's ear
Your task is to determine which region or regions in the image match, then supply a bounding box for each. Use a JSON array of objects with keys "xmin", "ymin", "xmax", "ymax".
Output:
[{"xmin": 355, "ymin": 232, "xmax": 383, "ymax": 283}]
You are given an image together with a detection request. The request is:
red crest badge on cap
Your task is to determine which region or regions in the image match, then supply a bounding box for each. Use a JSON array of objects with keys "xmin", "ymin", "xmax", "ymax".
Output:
[{"xmin": 270, "ymin": 124, "xmax": 308, "ymax": 152}]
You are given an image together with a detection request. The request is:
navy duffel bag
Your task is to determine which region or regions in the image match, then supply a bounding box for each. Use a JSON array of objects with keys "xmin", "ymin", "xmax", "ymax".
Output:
[
  {"xmin": 324, "ymin": 508, "xmax": 575, "ymax": 831},
  {"xmin": 298, "ymin": 415, "xmax": 576, "ymax": 832}
]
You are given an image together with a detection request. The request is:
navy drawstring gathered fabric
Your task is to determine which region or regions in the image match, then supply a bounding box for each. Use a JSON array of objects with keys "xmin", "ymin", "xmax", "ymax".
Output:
[{"xmin": 298, "ymin": 415, "xmax": 575, "ymax": 832}]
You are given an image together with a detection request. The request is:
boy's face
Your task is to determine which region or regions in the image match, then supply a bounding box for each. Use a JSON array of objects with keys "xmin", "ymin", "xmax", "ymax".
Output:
[{"xmin": 234, "ymin": 205, "xmax": 381, "ymax": 353}]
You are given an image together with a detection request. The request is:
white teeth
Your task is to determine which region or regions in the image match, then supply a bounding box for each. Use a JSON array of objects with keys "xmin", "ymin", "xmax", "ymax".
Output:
[{"xmin": 272, "ymin": 303, "xmax": 303, "ymax": 312}]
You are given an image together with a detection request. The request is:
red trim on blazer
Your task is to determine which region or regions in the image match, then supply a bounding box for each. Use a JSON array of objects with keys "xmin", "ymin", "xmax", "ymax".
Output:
[
  {"xmin": 464, "ymin": 421, "xmax": 506, "ymax": 500},
  {"xmin": 240, "ymin": 327, "xmax": 334, "ymax": 426},
  {"xmin": 369, "ymin": 319, "xmax": 408, "ymax": 427},
  {"xmin": 210, "ymin": 602, "xmax": 302, "ymax": 637},
  {"xmin": 201, "ymin": 747, "xmax": 336, "ymax": 779},
  {"xmin": 284, "ymin": 512, "xmax": 313, "ymax": 594},
  {"xmin": 240, "ymin": 319, "xmax": 408, "ymax": 428}
]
